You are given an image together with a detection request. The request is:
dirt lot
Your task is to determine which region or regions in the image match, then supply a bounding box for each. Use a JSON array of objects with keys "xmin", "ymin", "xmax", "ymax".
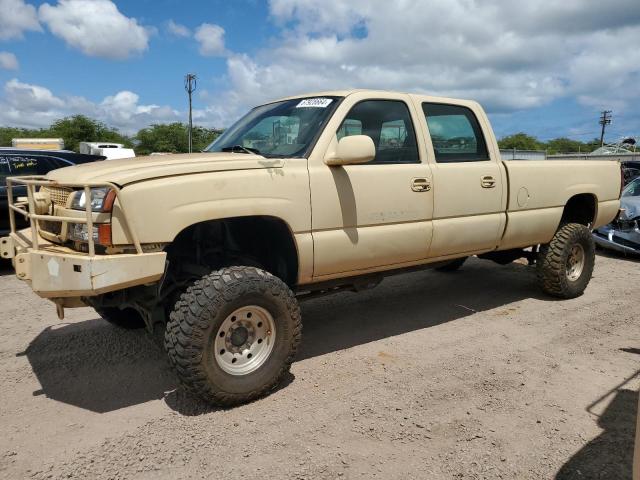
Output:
[{"xmin": 0, "ymin": 253, "xmax": 638, "ymax": 480}]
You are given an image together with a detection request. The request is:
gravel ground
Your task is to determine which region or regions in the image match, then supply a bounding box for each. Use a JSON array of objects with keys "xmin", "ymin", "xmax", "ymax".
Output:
[{"xmin": 0, "ymin": 253, "xmax": 638, "ymax": 480}]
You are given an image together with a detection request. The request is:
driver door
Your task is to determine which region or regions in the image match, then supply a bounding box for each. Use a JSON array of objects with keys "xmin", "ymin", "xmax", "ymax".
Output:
[{"xmin": 308, "ymin": 96, "xmax": 434, "ymax": 279}]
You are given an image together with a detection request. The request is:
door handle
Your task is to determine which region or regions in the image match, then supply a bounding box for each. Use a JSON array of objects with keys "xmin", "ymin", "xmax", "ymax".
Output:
[
  {"xmin": 481, "ymin": 175, "xmax": 496, "ymax": 188},
  {"xmin": 411, "ymin": 178, "xmax": 431, "ymax": 192}
]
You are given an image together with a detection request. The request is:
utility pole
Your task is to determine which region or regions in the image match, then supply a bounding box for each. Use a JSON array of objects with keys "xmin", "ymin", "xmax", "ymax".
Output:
[
  {"xmin": 184, "ymin": 73, "xmax": 197, "ymax": 153},
  {"xmin": 599, "ymin": 110, "xmax": 612, "ymax": 146}
]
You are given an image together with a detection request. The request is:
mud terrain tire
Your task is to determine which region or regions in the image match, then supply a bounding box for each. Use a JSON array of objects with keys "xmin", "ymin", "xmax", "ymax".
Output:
[
  {"xmin": 165, "ymin": 266, "xmax": 301, "ymax": 406},
  {"xmin": 536, "ymin": 223, "xmax": 595, "ymax": 299}
]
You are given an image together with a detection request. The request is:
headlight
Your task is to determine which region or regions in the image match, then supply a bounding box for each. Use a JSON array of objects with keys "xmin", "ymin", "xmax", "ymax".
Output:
[
  {"xmin": 70, "ymin": 188, "xmax": 116, "ymax": 212},
  {"xmin": 68, "ymin": 223, "xmax": 99, "ymax": 243},
  {"xmin": 68, "ymin": 222, "xmax": 112, "ymax": 245}
]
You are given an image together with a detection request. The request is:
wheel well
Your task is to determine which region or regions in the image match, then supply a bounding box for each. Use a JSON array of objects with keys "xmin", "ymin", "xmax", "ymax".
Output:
[
  {"xmin": 561, "ymin": 194, "xmax": 597, "ymax": 226},
  {"xmin": 166, "ymin": 216, "xmax": 299, "ymax": 287}
]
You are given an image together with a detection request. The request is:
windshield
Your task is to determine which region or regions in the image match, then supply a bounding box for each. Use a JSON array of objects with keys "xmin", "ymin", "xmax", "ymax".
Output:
[
  {"xmin": 206, "ymin": 97, "xmax": 340, "ymax": 158},
  {"xmin": 622, "ymin": 177, "xmax": 640, "ymax": 198}
]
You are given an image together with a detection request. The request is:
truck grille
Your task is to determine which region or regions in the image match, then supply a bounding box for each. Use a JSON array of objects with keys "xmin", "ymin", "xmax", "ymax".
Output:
[
  {"xmin": 41, "ymin": 186, "xmax": 73, "ymax": 206},
  {"xmin": 38, "ymin": 186, "xmax": 73, "ymax": 238}
]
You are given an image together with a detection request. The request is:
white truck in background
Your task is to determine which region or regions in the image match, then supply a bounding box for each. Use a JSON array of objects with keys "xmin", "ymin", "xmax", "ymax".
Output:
[{"xmin": 79, "ymin": 142, "xmax": 135, "ymax": 160}]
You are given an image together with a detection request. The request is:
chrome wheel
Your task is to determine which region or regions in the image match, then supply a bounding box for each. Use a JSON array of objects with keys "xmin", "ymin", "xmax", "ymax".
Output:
[
  {"xmin": 566, "ymin": 244, "xmax": 585, "ymax": 281},
  {"xmin": 213, "ymin": 305, "xmax": 276, "ymax": 376}
]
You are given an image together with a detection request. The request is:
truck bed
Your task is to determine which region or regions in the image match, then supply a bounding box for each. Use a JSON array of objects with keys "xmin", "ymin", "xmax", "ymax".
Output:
[{"xmin": 499, "ymin": 160, "xmax": 621, "ymax": 250}]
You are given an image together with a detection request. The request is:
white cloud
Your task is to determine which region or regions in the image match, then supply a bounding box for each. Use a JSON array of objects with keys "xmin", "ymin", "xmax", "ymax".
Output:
[
  {"xmin": 38, "ymin": 0, "xmax": 149, "ymax": 60},
  {"xmin": 0, "ymin": 52, "xmax": 19, "ymax": 70},
  {"xmin": 0, "ymin": 79, "xmax": 182, "ymax": 133},
  {"xmin": 0, "ymin": 0, "xmax": 41, "ymax": 40},
  {"xmin": 197, "ymin": 0, "xmax": 640, "ymax": 131},
  {"xmin": 167, "ymin": 19, "xmax": 190, "ymax": 37},
  {"xmin": 5, "ymin": 78, "xmax": 64, "ymax": 111},
  {"xmin": 194, "ymin": 23, "xmax": 225, "ymax": 57},
  {"xmin": 0, "ymin": 79, "xmax": 66, "ymax": 127},
  {"xmin": 98, "ymin": 91, "xmax": 181, "ymax": 131}
]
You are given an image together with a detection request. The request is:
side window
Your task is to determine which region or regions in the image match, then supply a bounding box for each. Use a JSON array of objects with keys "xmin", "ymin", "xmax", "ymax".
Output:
[
  {"xmin": 36, "ymin": 157, "xmax": 71, "ymax": 174},
  {"xmin": 6, "ymin": 156, "xmax": 40, "ymax": 176},
  {"xmin": 337, "ymin": 100, "xmax": 419, "ymax": 164},
  {"xmin": 2, "ymin": 156, "xmax": 70, "ymax": 177},
  {"xmin": 422, "ymin": 103, "xmax": 489, "ymax": 163},
  {"xmin": 337, "ymin": 119, "xmax": 362, "ymax": 140}
]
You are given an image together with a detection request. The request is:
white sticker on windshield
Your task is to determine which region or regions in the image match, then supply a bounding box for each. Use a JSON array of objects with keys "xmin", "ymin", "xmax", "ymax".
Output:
[{"xmin": 296, "ymin": 98, "xmax": 333, "ymax": 108}]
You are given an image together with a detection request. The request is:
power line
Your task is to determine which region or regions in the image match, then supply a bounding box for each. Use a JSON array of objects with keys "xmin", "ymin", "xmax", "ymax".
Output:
[
  {"xmin": 184, "ymin": 73, "xmax": 197, "ymax": 153},
  {"xmin": 599, "ymin": 110, "xmax": 612, "ymax": 146}
]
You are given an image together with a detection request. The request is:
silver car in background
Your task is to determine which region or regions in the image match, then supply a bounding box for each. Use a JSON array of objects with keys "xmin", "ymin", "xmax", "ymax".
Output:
[{"xmin": 593, "ymin": 177, "xmax": 640, "ymax": 255}]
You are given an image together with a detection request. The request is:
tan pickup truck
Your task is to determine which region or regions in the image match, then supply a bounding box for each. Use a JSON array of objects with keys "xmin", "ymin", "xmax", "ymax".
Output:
[{"xmin": 1, "ymin": 90, "xmax": 622, "ymax": 406}]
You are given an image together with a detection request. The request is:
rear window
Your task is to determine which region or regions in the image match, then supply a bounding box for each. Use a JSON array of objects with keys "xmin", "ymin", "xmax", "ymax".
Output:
[{"xmin": 422, "ymin": 103, "xmax": 489, "ymax": 163}]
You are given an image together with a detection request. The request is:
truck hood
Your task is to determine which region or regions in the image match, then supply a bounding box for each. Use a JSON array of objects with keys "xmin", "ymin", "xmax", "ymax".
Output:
[{"xmin": 46, "ymin": 152, "xmax": 285, "ymax": 185}]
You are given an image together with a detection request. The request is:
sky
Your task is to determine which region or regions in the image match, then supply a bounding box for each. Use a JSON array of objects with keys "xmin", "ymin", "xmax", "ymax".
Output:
[{"xmin": 0, "ymin": 0, "xmax": 638, "ymax": 141}]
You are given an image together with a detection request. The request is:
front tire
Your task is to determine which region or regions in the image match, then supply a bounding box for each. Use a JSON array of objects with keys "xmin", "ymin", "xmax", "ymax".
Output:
[
  {"xmin": 165, "ymin": 266, "xmax": 301, "ymax": 406},
  {"xmin": 536, "ymin": 223, "xmax": 595, "ymax": 299}
]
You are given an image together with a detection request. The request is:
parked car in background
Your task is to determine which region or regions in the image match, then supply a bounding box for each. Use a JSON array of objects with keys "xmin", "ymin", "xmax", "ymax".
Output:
[
  {"xmin": 0, "ymin": 148, "xmax": 105, "ymax": 234},
  {"xmin": 593, "ymin": 177, "xmax": 640, "ymax": 255},
  {"xmin": 622, "ymin": 160, "xmax": 640, "ymax": 185}
]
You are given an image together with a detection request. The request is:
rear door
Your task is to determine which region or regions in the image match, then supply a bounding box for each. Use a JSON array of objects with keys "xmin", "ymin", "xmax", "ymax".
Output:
[{"xmin": 417, "ymin": 101, "xmax": 506, "ymax": 257}]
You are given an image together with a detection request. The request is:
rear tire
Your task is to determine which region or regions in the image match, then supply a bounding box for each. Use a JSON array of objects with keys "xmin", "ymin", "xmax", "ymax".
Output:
[
  {"xmin": 95, "ymin": 307, "xmax": 146, "ymax": 329},
  {"xmin": 165, "ymin": 266, "xmax": 301, "ymax": 406},
  {"xmin": 436, "ymin": 257, "xmax": 467, "ymax": 272},
  {"xmin": 536, "ymin": 223, "xmax": 595, "ymax": 299}
]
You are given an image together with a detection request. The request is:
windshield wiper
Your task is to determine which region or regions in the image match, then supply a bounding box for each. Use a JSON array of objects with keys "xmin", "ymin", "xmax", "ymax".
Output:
[{"xmin": 221, "ymin": 145, "xmax": 261, "ymax": 155}]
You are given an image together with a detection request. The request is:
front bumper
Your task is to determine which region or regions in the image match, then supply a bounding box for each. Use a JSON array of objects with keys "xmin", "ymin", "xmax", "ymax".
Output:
[
  {"xmin": 1, "ymin": 233, "xmax": 166, "ymax": 298},
  {"xmin": 1, "ymin": 176, "xmax": 161, "ymax": 303}
]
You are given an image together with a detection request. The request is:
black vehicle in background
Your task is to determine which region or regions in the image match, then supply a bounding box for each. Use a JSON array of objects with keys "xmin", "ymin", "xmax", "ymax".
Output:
[{"xmin": 0, "ymin": 148, "xmax": 105, "ymax": 234}]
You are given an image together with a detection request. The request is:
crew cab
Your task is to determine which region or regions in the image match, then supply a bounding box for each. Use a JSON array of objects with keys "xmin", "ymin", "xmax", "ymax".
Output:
[{"xmin": 1, "ymin": 90, "xmax": 622, "ymax": 406}]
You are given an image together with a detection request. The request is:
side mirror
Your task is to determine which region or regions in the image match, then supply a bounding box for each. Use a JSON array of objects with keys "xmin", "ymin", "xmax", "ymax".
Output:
[{"xmin": 325, "ymin": 135, "xmax": 375, "ymax": 166}]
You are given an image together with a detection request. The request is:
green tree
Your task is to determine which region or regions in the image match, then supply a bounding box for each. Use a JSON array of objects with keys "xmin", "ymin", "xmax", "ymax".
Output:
[
  {"xmin": 545, "ymin": 137, "xmax": 585, "ymax": 154},
  {"xmin": 498, "ymin": 132, "xmax": 543, "ymax": 151},
  {"xmin": 134, "ymin": 123, "xmax": 221, "ymax": 155},
  {"xmin": 583, "ymin": 138, "xmax": 602, "ymax": 152},
  {"xmin": 0, "ymin": 126, "xmax": 55, "ymax": 146},
  {"xmin": 135, "ymin": 123, "xmax": 188, "ymax": 155},
  {"xmin": 192, "ymin": 125, "xmax": 222, "ymax": 152},
  {"xmin": 49, "ymin": 115, "xmax": 131, "ymax": 152}
]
